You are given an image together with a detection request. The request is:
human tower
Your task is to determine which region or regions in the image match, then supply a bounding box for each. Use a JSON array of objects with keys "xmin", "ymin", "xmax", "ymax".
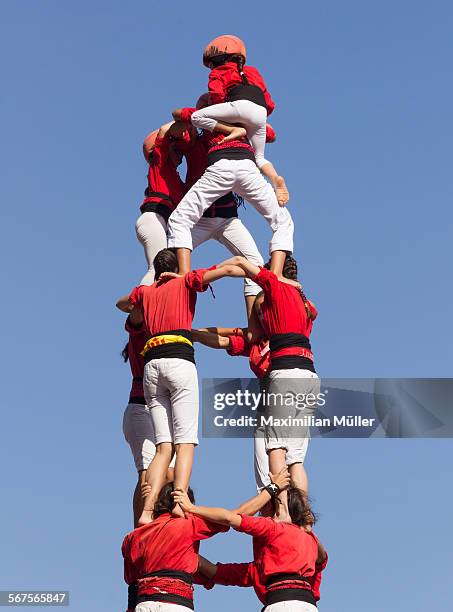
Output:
[{"xmin": 116, "ymin": 35, "xmax": 328, "ymax": 612}]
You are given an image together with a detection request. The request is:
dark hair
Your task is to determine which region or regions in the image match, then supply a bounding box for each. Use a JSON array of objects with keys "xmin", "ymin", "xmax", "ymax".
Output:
[
  {"xmin": 265, "ymin": 255, "xmax": 315, "ymax": 321},
  {"xmin": 210, "ymin": 52, "xmax": 248, "ymax": 85},
  {"xmin": 121, "ymin": 342, "xmax": 129, "ymax": 362},
  {"xmin": 287, "ymin": 487, "xmax": 317, "ymax": 527},
  {"xmin": 153, "ymin": 482, "xmax": 195, "ymax": 518},
  {"xmin": 153, "ymin": 248, "xmax": 178, "ymax": 281}
]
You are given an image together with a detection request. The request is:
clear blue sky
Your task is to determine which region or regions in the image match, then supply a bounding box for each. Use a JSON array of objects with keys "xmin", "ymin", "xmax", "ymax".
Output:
[{"xmin": 1, "ymin": 1, "xmax": 452, "ymax": 610}]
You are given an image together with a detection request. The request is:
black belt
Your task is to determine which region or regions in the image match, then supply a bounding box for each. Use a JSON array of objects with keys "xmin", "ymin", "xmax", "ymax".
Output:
[
  {"xmin": 143, "ymin": 330, "xmax": 195, "ymax": 365},
  {"xmin": 136, "ymin": 570, "xmax": 194, "ymax": 610},
  {"xmin": 128, "ymin": 396, "xmax": 146, "ymax": 405},
  {"xmin": 270, "ymin": 333, "xmax": 315, "ymax": 373},
  {"xmin": 227, "ymin": 84, "xmax": 267, "ymax": 109},
  {"xmin": 207, "ymin": 146, "xmax": 256, "ymax": 167},
  {"xmin": 264, "ymin": 574, "xmax": 316, "ymax": 609},
  {"xmin": 203, "ymin": 192, "xmax": 238, "ymax": 218},
  {"xmin": 140, "ymin": 201, "xmax": 174, "ymax": 222}
]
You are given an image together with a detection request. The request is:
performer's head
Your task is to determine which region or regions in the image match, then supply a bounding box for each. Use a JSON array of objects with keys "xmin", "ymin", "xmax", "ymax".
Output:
[
  {"xmin": 153, "ymin": 248, "xmax": 179, "ymax": 281},
  {"xmin": 287, "ymin": 487, "xmax": 316, "ymax": 528},
  {"xmin": 154, "ymin": 482, "xmax": 195, "ymax": 518}
]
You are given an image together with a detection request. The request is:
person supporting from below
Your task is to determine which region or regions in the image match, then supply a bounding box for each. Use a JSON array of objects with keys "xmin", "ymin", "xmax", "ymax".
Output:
[
  {"xmin": 173, "ymin": 481, "xmax": 327, "ymax": 612},
  {"xmin": 116, "ymin": 248, "xmax": 247, "ymax": 524}
]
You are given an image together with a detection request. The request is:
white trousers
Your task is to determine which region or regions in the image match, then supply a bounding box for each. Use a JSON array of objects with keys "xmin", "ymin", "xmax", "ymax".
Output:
[
  {"xmin": 191, "ymin": 99, "xmax": 269, "ymax": 169},
  {"xmin": 192, "ymin": 217, "xmax": 263, "ymax": 297},
  {"xmin": 135, "ymin": 603, "xmax": 192, "ymax": 612},
  {"xmin": 122, "ymin": 402, "xmax": 156, "ymax": 472},
  {"xmin": 167, "ymin": 159, "xmax": 294, "ymax": 255},
  {"xmin": 264, "ymin": 602, "xmax": 318, "ymax": 612},
  {"xmin": 144, "ymin": 358, "xmax": 199, "ymax": 445},
  {"xmin": 135, "ymin": 211, "xmax": 168, "ymax": 285},
  {"xmin": 265, "ymin": 369, "xmax": 319, "ymax": 465}
]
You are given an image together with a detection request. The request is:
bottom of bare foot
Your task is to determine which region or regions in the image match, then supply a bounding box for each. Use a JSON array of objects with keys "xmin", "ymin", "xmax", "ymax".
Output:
[
  {"xmin": 172, "ymin": 503, "xmax": 185, "ymax": 518},
  {"xmin": 220, "ymin": 127, "xmax": 247, "ymax": 143},
  {"xmin": 275, "ymin": 176, "xmax": 289, "ymax": 206},
  {"xmin": 138, "ymin": 509, "xmax": 153, "ymax": 526}
]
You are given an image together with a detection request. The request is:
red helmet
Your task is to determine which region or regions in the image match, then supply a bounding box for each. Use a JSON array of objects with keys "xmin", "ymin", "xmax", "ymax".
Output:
[
  {"xmin": 196, "ymin": 92, "xmax": 210, "ymax": 109},
  {"xmin": 203, "ymin": 35, "xmax": 246, "ymax": 67},
  {"xmin": 142, "ymin": 130, "xmax": 159, "ymax": 161}
]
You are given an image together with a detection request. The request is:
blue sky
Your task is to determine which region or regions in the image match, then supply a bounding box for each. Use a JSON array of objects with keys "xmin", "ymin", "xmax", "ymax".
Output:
[{"xmin": 1, "ymin": 1, "xmax": 452, "ymax": 610}]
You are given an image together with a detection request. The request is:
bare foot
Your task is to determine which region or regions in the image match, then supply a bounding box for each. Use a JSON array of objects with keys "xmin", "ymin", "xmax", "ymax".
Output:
[
  {"xmin": 275, "ymin": 176, "xmax": 289, "ymax": 207},
  {"xmin": 171, "ymin": 503, "xmax": 185, "ymax": 518},
  {"xmin": 220, "ymin": 127, "xmax": 247, "ymax": 143},
  {"xmin": 138, "ymin": 509, "xmax": 153, "ymax": 526}
]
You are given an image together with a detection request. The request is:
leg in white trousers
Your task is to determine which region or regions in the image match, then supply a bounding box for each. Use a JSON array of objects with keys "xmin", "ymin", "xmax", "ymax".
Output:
[
  {"xmin": 135, "ymin": 602, "xmax": 193, "ymax": 612},
  {"xmin": 191, "ymin": 217, "xmax": 264, "ymax": 297},
  {"xmin": 191, "ymin": 100, "xmax": 269, "ymax": 169},
  {"xmin": 264, "ymin": 602, "xmax": 318, "ymax": 612},
  {"xmin": 167, "ymin": 159, "xmax": 293, "ymax": 256},
  {"xmin": 135, "ymin": 212, "xmax": 168, "ymax": 285},
  {"xmin": 144, "ymin": 358, "xmax": 199, "ymax": 445}
]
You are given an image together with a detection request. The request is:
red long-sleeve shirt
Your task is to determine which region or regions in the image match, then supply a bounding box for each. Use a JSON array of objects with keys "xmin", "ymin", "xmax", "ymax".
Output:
[
  {"xmin": 227, "ymin": 332, "xmax": 270, "ymax": 379},
  {"xmin": 125, "ymin": 317, "xmax": 148, "ymax": 399},
  {"xmin": 208, "ymin": 63, "xmax": 275, "ymax": 115},
  {"xmin": 122, "ymin": 513, "xmax": 228, "ymax": 585},
  {"xmin": 140, "ymin": 135, "xmax": 185, "ymax": 218},
  {"xmin": 251, "ymin": 268, "xmax": 317, "ymax": 338}
]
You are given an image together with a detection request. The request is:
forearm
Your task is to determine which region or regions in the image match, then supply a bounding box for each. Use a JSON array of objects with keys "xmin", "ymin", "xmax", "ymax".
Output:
[
  {"xmin": 198, "ymin": 555, "xmax": 218, "ymax": 579},
  {"xmin": 216, "ymin": 256, "xmax": 260, "ymax": 279},
  {"xmin": 233, "ymin": 489, "xmax": 271, "ymax": 516},
  {"xmin": 116, "ymin": 294, "xmax": 133, "ymax": 313},
  {"xmin": 192, "ymin": 329, "xmax": 230, "ymax": 349},
  {"xmin": 189, "ymin": 505, "xmax": 240, "ymax": 528}
]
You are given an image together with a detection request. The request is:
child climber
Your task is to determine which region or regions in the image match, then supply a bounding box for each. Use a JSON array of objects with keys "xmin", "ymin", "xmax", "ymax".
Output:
[{"xmin": 190, "ymin": 35, "xmax": 289, "ymax": 206}]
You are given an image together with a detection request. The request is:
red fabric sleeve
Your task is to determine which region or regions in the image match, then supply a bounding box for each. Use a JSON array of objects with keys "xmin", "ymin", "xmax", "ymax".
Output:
[
  {"xmin": 307, "ymin": 299, "xmax": 318, "ymax": 321},
  {"xmin": 236, "ymin": 514, "xmax": 276, "ymax": 539},
  {"xmin": 129, "ymin": 286, "xmax": 144, "ymax": 309},
  {"xmin": 180, "ymin": 107, "xmax": 197, "ymax": 123},
  {"xmin": 121, "ymin": 534, "xmax": 136, "ymax": 585},
  {"xmin": 266, "ymin": 124, "xmax": 276, "ymax": 143},
  {"xmin": 190, "ymin": 514, "xmax": 230, "ymax": 541},
  {"xmin": 227, "ymin": 333, "xmax": 249, "ymax": 357},
  {"xmin": 311, "ymin": 552, "xmax": 328, "ymax": 601},
  {"xmin": 214, "ymin": 562, "xmax": 254, "ymax": 587},
  {"xmin": 250, "ymin": 267, "xmax": 279, "ymax": 297},
  {"xmin": 184, "ymin": 266, "xmax": 217, "ymax": 292},
  {"xmin": 208, "ymin": 68, "xmax": 227, "ymax": 104},
  {"xmin": 151, "ymin": 136, "xmax": 170, "ymax": 167}
]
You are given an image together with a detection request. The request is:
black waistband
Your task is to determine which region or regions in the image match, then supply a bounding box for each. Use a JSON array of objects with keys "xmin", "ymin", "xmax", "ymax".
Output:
[
  {"xmin": 264, "ymin": 588, "xmax": 317, "ymax": 608},
  {"xmin": 128, "ymin": 395, "xmax": 146, "ymax": 405},
  {"xmin": 208, "ymin": 146, "xmax": 256, "ymax": 167},
  {"xmin": 144, "ymin": 330, "xmax": 195, "ymax": 365},
  {"xmin": 271, "ymin": 356, "xmax": 316, "ymax": 373},
  {"xmin": 143, "ymin": 569, "xmax": 193, "ymax": 584},
  {"xmin": 270, "ymin": 333, "xmax": 312, "ymax": 353},
  {"xmin": 128, "ymin": 584, "xmax": 138, "ymax": 610},
  {"xmin": 227, "ymin": 84, "xmax": 267, "ymax": 109},
  {"xmin": 203, "ymin": 192, "xmax": 238, "ymax": 218},
  {"xmin": 140, "ymin": 201, "xmax": 173, "ymax": 221},
  {"xmin": 137, "ymin": 570, "xmax": 194, "ymax": 610}
]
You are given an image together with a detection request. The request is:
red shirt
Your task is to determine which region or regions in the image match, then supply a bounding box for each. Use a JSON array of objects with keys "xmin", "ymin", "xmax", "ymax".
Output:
[
  {"xmin": 141, "ymin": 135, "xmax": 185, "ymax": 215},
  {"xmin": 125, "ymin": 317, "xmax": 148, "ymax": 399},
  {"xmin": 129, "ymin": 270, "xmax": 209, "ymax": 336},
  {"xmin": 122, "ymin": 513, "xmax": 228, "ymax": 585},
  {"xmin": 236, "ymin": 515, "xmax": 319, "ymax": 583},
  {"xmin": 251, "ymin": 268, "xmax": 317, "ymax": 338},
  {"xmin": 228, "ymin": 333, "xmax": 270, "ymax": 379},
  {"xmin": 213, "ymin": 545, "xmax": 328, "ymax": 604},
  {"xmin": 208, "ymin": 63, "xmax": 275, "ymax": 115}
]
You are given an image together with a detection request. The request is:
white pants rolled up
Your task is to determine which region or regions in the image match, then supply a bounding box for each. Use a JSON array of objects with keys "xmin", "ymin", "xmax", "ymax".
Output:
[
  {"xmin": 144, "ymin": 358, "xmax": 199, "ymax": 445},
  {"xmin": 191, "ymin": 99, "xmax": 269, "ymax": 169},
  {"xmin": 122, "ymin": 403, "xmax": 156, "ymax": 472},
  {"xmin": 135, "ymin": 211, "xmax": 168, "ymax": 285},
  {"xmin": 192, "ymin": 216, "xmax": 263, "ymax": 297},
  {"xmin": 265, "ymin": 369, "xmax": 319, "ymax": 465},
  {"xmin": 167, "ymin": 159, "xmax": 293, "ymax": 255}
]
